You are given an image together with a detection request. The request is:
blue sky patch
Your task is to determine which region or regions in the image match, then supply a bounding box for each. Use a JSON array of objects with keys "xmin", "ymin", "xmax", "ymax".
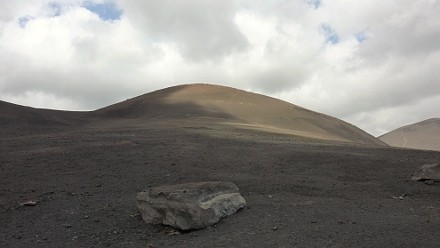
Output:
[
  {"xmin": 307, "ymin": 0, "xmax": 321, "ymax": 9},
  {"xmin": 82, "ymin": 1, "xmax": 122, "ymax": 21},
  {"xmin": 355, "ymin": 32, "xmax": 368, "ymax": 43},
  {"xmin": 48, "ymin": 2, "xmax": 62, "ymax": 17},
  {"xmin": 321, "ymin": 24, "xmax": 339, "ymax": 44},
  {"xmin": 18, "ymin": 16, "xmax": 32, "ymax": 28}
]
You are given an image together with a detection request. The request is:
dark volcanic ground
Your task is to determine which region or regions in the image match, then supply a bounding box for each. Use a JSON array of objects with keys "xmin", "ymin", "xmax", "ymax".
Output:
[{"xmin": 1, "ymin": 120, "xmax": 440, "ymax": 247}]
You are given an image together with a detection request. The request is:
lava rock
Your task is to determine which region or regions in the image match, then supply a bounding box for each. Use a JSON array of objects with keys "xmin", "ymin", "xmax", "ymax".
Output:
[
  {"xmin": 412, "ymin": 163, "xmax": 440, "ymax": 181},
  {"xmin": 136, "ymin": 181, "xmax": 247, "ymax": 230}
]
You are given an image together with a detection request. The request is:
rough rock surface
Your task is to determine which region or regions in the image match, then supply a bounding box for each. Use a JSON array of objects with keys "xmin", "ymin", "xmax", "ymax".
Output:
[
  {"xmin": 412, "ymin": 163, "xmax": 440, "ymax": 181},
  {"xmin": 136, "ymin": 181, "xmax": 247, "ymax": 230}
]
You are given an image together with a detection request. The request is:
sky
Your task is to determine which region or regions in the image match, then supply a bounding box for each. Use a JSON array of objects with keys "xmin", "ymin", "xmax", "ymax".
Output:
[{"xmin": 0, "ymin": 0, "xmax": 439, "ymax": 136}]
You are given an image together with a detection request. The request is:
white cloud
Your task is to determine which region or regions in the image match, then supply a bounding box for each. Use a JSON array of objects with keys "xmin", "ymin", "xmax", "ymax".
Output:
[
  {"xmin": 346, "ymin": 94, "xmax": 440, "ymax": 136},
  {"xmin": 0, "ymin": 0, "xmax": 439, "ymax": 135}
]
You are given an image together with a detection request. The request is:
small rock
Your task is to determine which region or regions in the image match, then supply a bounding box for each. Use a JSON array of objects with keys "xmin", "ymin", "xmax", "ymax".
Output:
[
  {"xmin": 166, "ymin": 229, "xmax": 181, "ymax": 236},
  {"xmin": 20, "ymin": 200, "xmax": 38, "ymax": 207},
  {"xmin": 272, "ymin": 226, "xmax": 278, "ymax": 231},
  {"xmin": 62, "ymin": 224, "xmax": 72, "ymax": 228},
  {"xmin": 391, "ymin": 193, "xmax": 407, "ymax": 200}
]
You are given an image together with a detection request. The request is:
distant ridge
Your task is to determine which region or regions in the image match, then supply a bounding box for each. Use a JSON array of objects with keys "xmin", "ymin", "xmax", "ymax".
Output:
[{"xmin": 379, "ymin": 118, "xmax": 440, "ymax": 151}]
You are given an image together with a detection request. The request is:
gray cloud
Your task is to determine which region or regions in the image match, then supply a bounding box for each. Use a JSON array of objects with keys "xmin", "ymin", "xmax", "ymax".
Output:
[{"xmin": 117, "ymin": 0, "xmax": 249, "ymax": 61}]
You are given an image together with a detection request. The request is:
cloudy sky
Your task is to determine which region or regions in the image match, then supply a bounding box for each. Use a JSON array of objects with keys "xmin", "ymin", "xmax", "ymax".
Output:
[{"xmin": 0, "ymin": 0, "xmax": 439, "ymax": 136}]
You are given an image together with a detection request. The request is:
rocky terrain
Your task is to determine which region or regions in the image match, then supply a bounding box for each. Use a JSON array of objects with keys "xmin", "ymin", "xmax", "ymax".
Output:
[{"xmin": 1, "ymin": 84, "xmax": 439, "ymax": 247}]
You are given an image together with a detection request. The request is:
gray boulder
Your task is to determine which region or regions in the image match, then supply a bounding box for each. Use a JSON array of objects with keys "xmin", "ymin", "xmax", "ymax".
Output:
[
  {"xmin": 412, "ymin": 163, "xmax": 440, "ymax": 181},
  {"xmin": 136, "ymin": 181, "xmax": 247, "ymax": 230}
]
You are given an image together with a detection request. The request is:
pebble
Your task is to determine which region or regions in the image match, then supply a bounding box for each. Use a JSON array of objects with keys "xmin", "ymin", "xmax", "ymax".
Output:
[
  {"xmin": 62, "ymin": 224, "xmax": 72, "ymax": 228},
  {"xmin": 20, "ymin": 200, "xmax": 38, "ymax": 207}
]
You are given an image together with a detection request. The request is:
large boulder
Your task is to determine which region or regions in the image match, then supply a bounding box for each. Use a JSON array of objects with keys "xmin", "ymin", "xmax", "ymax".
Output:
[
  {"xmin": 412, "ymin": 163, "xmax": 440, "ymax": 181},
  {"xmin": 136, "ymin": 181, "xmax": 247, "ymax": 230}
]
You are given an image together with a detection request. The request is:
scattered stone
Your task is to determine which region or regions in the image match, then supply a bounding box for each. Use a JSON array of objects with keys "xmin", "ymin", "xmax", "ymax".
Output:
[
  {"xmin": 391, "ymin": 193, "xmax": 406, "ymax": 200},
  {"xmin": 272, "ymin": 226, "xmax": 278, "ymax": 231},
  {"xmin": 130, "ymin": 213, "xmax": 140, "ymax": 218},
  {"xmin": 166, "ymin": 229, "xmax": 181, "ymax": 236},
  {"xmin": 20, "ymin": 200, "xmax": 38, "ymax": 207},
  {"xmin": 412, "ymin": 163, "xmax": 440, "ymax": 181},
  {"xmin": 62, "ymin": 224, "xmax": 72, "ymax": 228},
  {"xmin": 136, "ymin": 181, "xmax": 247, "ymax": 230}
]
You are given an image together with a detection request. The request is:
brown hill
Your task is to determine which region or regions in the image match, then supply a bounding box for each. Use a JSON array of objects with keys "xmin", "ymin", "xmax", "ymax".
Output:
[
  {"xmin": 96, "ymin": 84, "xmax": 384, "ymax": 145},
  {"xmin": 379, "ymin": 118, "xmax": 440, "ymax": 151}
]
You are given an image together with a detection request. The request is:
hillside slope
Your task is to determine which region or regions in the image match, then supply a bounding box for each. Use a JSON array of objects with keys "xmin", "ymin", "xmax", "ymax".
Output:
[{"xmin": 0, "ymin": 100, "xmax": 88, "ymax": 136}]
